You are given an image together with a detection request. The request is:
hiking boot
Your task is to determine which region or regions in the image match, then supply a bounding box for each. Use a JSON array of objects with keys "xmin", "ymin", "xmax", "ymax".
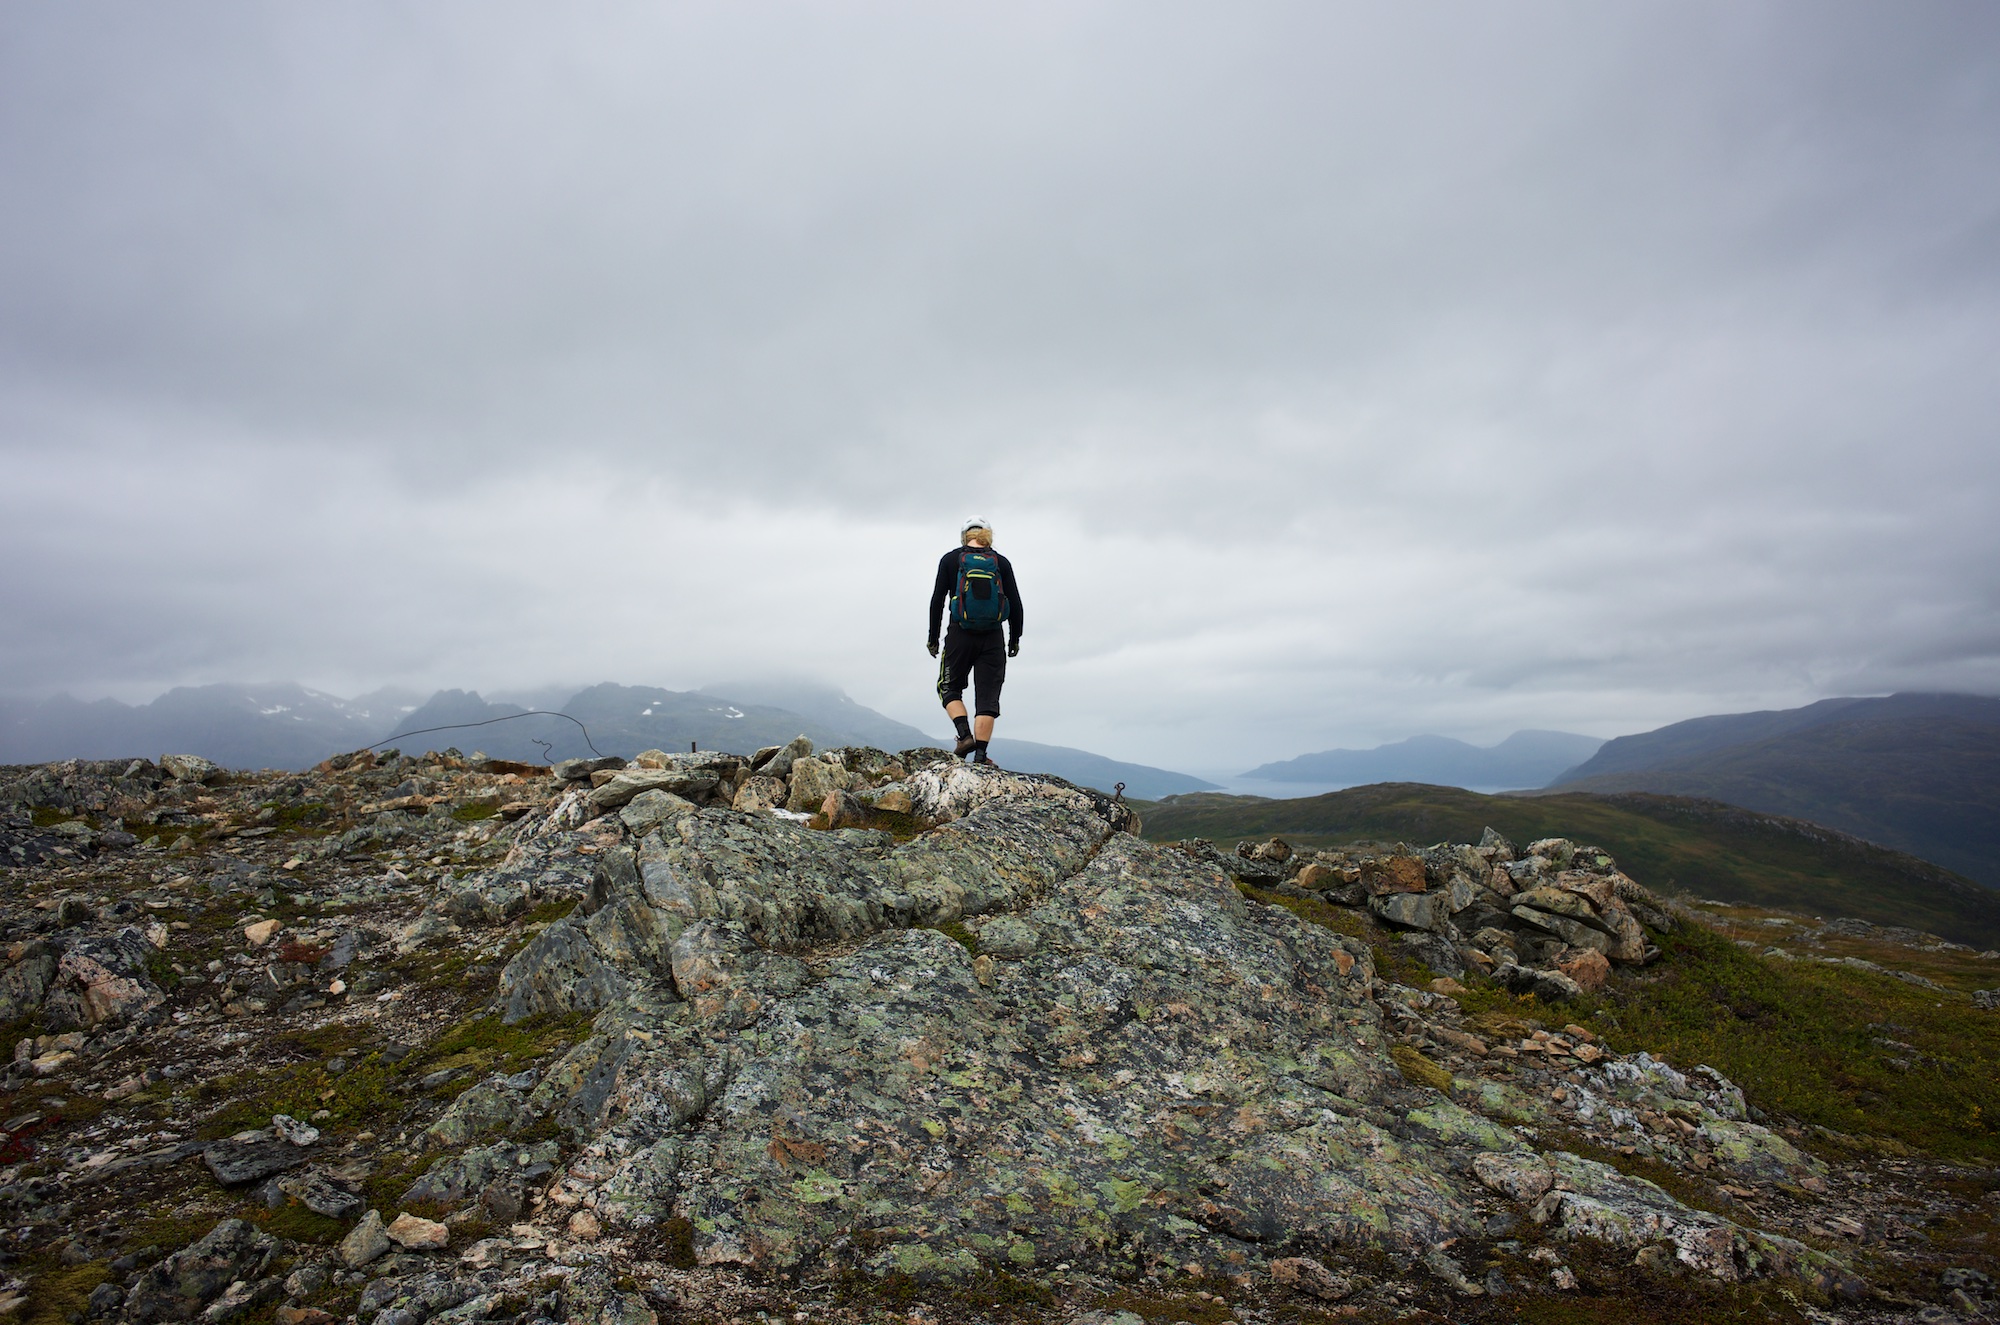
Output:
[
  {"xmin": 954, "ymin": 734, "xmax": 978, "ymax": 757},
  {"xmin": 970, "ymin": 751, "xmax": 999, "ymax": 768}
]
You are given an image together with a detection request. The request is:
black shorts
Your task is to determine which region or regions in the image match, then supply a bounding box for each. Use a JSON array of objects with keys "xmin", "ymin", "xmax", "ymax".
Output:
[{"xmin": 937, "ymin": 628, "xmax": 1007, "ymax": 717}]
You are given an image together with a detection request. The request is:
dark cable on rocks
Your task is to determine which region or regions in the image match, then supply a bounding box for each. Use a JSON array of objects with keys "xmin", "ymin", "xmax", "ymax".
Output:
[{"xmin": 365, "ymin": 710, "xmax": 605, "ymax": 759}]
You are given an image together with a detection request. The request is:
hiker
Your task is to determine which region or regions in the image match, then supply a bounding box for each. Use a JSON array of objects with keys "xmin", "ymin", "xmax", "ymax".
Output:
[{"xmin": 927, "ymin": 518, "xmax": 1022, "ymax": 765}]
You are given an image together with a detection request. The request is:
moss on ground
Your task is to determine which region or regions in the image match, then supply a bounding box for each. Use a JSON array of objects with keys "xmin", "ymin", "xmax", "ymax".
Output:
[
  {"xmin": 14, "ymin": 1259, "xmax": 109, "ymax": 1325},
  {"xmin": 1389, "ymin": 1044, "xmax": 1454, "ymax": 1092}
]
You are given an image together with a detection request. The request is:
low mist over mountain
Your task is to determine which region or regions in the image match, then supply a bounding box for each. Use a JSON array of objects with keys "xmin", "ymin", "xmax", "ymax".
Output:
[
  {"xmin": 1547, "ymin": 693, "xmax": 2000, "ymax": 888},
  {"xmin": 0, "ymin": 684, "xmax": 423, "ymax": 770},
  {"xmin": 1242, "ymin": 729, "xmax": 1604, "ymax": 790},
  {"xmin": 0, "ymin": 679, "xmax": 1215, "ymax": 800}
]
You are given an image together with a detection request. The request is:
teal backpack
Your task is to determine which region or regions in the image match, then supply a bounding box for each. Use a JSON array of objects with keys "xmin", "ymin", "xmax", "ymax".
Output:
[{"xmin": 951, "ymin": 548, "xmax": 1010, "ymax": 631}]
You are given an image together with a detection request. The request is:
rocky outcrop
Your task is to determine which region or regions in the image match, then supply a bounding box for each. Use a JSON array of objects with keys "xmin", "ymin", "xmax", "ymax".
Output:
[
  {"xmin": 1189, "ymin": 830, "xmax": 1665, "ymax": 996},
  {"xmin": 446, "ymin": 761, "xmax": 1836, "ymax": 1294}
]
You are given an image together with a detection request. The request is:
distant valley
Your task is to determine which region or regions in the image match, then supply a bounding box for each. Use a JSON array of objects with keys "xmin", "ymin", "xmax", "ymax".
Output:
[{"xmin": 1242, "ymin": 729, "xmax": 1604, "ymax": 791}]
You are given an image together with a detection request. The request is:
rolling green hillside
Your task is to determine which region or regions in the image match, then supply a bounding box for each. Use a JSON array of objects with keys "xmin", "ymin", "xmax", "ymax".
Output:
[
  {"xmin": 1135, "ymin": 782, "xmax": 2000, "ymax": 950},
  {"xmin": 1549, "ymin": 694, "xmax": 2000, "ymax": 887}
]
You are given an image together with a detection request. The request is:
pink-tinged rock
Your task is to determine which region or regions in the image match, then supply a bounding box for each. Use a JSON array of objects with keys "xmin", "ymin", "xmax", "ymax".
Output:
[
  {"xmin": 1269, "ymin": 1255, "xmax": 1352, "ymax": 1300},
  {"xmin": 386, "ymin": 1212, "xmax": 449, "ymax": 1250},
  {"xmin": 56, "ymin": 951, "xmax": 164, "ymax": 1028},
  {"xmin": 1557, "ymin": 947, "xmax": 1612, "ymax": 992}
]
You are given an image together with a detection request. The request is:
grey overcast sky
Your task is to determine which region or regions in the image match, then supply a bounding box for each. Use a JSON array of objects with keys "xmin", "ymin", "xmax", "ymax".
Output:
[{"xmin": 4, "ymin": 2, "xmax": 1999, "ymax": 771}]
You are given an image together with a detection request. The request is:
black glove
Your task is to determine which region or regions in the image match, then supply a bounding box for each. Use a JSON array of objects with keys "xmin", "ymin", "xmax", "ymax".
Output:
[
  {"xmin": 1007, "ymin": 640, "xmax": 1019, "ymax": 658},
  {"xmin": 927, "ymin": 640, "xmax": 939, "ymax": 658}
]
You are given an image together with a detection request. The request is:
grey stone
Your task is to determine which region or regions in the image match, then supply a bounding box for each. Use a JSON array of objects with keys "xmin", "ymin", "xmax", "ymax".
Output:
[
  {"xmin": 619, "ymin": 789, "xmax": 695, "ymax": 835},
  {"xmin": 419, "ymin": 1082, "xmax": 526, "ymax": 1151},
  {"xmin": 0, "ymin": 942, "xmax": 58, "ymax": 1023},
  {"xmin": 1512, "ymin": 906, "xmax": 1613, "ymax": 954},
  {"xmin": 588, "ymin": 768, "xmax": 720, "ymax": 811},
  {"xmin": 1514, "ymin": 886, "xmax": 1613, "ymax": 933},
  {"xmin": 1398, "ymin": 930, "xmax": 1464, "ymax": 977},
  {"xmin": 161, "ymin": 754, "xmax": 223, "ymax": 784},
  {"xmin": 671, "ymin": 920, "xmax": 809, "ymax": 1029},
  {"xmin": 759, "ymin": 734, "xmax": 814, "ymax": 779},
  {"xmin": 204, "ymin": 1133, "xmax": 312, "ymax": 1185},
  {"xmin": 554, "ymin": 756, "xmax": 626, "ymax": 782},
  {"xmin": 271, "ymin": 1113, "xmax": 319, "ymax": 1146},
  {"xmin": 976, "ymin": 914, "xmax": 1041, "ymax": 958},
  {"xmin": 402, "ymin": 1141, "xmax": 561, "ymax": 1207},
  {"xmin": 1495, "ymin": 962, "xmax": 1586, "ymax": 1003},
  {"xmin": 495, "ymin": 916, "xmax": 629, "ymax": 1024},
  {"xmin": 1972, "ymin": 988, "xmax": 1998, "ymax": 1011},
  {"xmin": 275, "ymin": 1165, "xmax": 363, "ymax": 1219},
  {"xmin": 1371, "ymin": 891, "xmax": 1442, "ymax": 931},
  {"xmin": 338, "ymin": 1209, "xmax": 392, "ymax": 1268}
]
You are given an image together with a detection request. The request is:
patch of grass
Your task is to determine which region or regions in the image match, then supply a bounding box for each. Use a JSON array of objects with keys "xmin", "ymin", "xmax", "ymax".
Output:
[
  {"xmin": 260, "ymin": 801, "xmax": 335, "ymax": 834},
  {"xmin": 360, "ymin": 1151, "xmax": 427, "ymax": 1215},
  {"xmin": 411, "ymin": 1010, "xmax": 591, "ymax": 1075},
  {"xmin": 930, "ymin": 921, "xmax": 980, "ymax": 956},
  {"xmin": 1503, "ymin": 1283, "xmax": 1816, "ymax": 1325},
  {"xmin": 518, "ymin": 898, "xmax": 577, "ymax": 929},
  {"xmin": 1093, "ymin": 1287, "xmax": 1235, "ymax": 1325},
  {"xmin": 14, "ymin": 1259, "xmax": 109, "ymax": 1325},
  {"xmin": 189, "ymin": 1009, "xmax": 582, "ymax": 1136},
  {"xmin": 244, "ymin": 1201, "xmax": 348, "ymax": 1244},
  {"xmin": 451, "ymin": 802, "xmax": 499, "ymax": 823},
  {"xmin": 1597, "ymin": 921, "xmax": 2000, "ymax": 1163},
  {"xmin": 870, "ymin": 808, "xmax": 923, "ymax": 843},
  {"xmin": 1234, "ymin": 882, "xmax": 1369, "ymax": 940},
  {"xmin": 28, "ymin": 807, "xmax": 79, "ymax": 829}
]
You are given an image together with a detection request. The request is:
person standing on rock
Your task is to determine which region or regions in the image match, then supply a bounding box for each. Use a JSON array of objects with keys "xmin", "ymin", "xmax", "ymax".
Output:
[{"xmin": 928, "ymin": 518, "xmax": 1021, "ymax": 765}]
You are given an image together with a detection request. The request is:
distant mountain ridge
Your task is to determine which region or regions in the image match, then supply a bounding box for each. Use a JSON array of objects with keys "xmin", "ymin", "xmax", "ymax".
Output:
[
  {"xmin": 1547, "ymin": 692, "xmax": 2000, "ymax": 888},
  {"xmin": 1243, "ymin": 729, "xmax": 1603, "ymax": 790},
  {"xmin": 0, "ymin": 683, "xmax": 423, "ymax": 770},
  {"xmin": 0, "ymin": 679, "xmax": 1216, "ymax": 801}
]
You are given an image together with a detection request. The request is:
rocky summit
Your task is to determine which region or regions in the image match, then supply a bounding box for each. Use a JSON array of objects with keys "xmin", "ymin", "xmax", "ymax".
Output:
[{"xmin": 0, "ymin": 743, "xmax": 1995, "ymax": 1324}]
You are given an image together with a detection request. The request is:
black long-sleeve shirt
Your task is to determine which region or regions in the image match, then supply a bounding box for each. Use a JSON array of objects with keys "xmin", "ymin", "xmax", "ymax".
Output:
[{"xmin": 929, "ymin": 547, "xmax": 1022, "ymax": 649}]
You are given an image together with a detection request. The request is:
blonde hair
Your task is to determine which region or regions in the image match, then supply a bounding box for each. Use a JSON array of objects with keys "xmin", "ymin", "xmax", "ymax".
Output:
[{"xmin": 961, "ymin": 525, "xmax": 994, "ymax": 547}]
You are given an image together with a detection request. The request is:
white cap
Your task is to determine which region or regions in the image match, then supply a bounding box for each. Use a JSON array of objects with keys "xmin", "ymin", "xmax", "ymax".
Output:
[{"xmin": 961, "ymin": 517, "xmax": 991, "ymax": 534}]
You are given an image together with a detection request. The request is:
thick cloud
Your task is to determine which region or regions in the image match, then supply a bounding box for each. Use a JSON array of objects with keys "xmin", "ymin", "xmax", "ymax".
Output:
[{"xmin": 3, "ymin": 1, "xmax": 1998, "ymax": 770}]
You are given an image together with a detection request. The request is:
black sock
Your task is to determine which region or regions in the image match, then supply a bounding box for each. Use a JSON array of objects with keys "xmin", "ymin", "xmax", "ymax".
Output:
[
  {"xmin": 952, "ymin": 715, "xmax": 972, "ymax": 740},
  {"xmin": 973, "ymin": 739, "xmax": 989, "ymax": 760}
]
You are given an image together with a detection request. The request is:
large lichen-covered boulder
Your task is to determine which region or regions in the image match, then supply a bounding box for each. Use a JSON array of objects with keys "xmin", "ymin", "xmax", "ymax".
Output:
[
  {"xmin": 421, "ymin": 760, "xmax": 1840, "ymax": 1294},
  {"xmin": 580, "ymin": 834, "xmax": 1491, "ymax": 1276}
]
